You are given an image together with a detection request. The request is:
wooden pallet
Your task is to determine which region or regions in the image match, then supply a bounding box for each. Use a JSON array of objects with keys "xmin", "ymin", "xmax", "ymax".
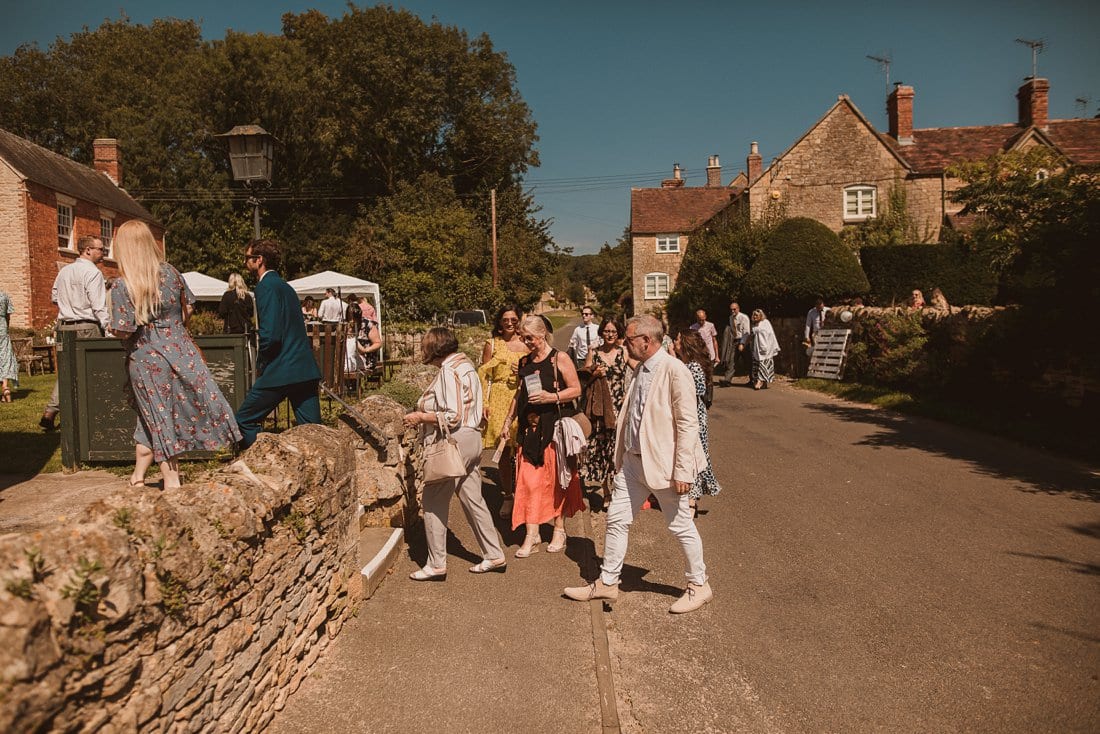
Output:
[{"xmin": 807, "ymin": 328, "xmax": 851, "ymax": 380}]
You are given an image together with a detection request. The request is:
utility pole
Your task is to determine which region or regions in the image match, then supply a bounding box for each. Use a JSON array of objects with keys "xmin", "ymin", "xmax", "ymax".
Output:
[{"xmin": 491, "ymin": 189, "xmax": 498, "ymax": 289}]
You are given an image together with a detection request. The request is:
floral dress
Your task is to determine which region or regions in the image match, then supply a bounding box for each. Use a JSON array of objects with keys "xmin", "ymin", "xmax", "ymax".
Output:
[
  {"xmin": 687, "ymin": 361, "xmax": 721, "ymax": 499},
  {"xmin": 580, "ymin": 346, "xmax": 628, "ymax": 485},
  {"xmin": 0, "ymin": 291, "xmax": 18, "ymax": 386},
  {"xmin": 110, "ymin": 263, "xmax": 242, "ymax": 462},
  {"xmin": 477, "ymin": 337, "xmax": 524, "ymax": 449}
]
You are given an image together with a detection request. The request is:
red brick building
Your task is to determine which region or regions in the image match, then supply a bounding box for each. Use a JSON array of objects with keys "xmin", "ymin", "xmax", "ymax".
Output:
[
  {"xmin": 630, "ymin": 77, "xmax": 1100, "ymax": 312},
  {"xmin": 0, "ymin": 129, "xmax": 164, "ymax": 329}
]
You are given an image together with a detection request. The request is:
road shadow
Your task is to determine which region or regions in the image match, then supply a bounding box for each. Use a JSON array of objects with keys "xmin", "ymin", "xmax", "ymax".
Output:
[
  {"xmin": 805, "ymin": 401, "xmax": 1100, "ymax": 502},
  {"xmin": 1006, "ymin": 550, "xmax": 1100, "ymax": 577}
]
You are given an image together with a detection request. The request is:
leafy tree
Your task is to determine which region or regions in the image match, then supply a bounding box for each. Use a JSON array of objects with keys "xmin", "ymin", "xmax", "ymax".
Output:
[
  {"xmin": 839, "ymin": 179, "xmax": 935, "ymax": 249},
  {"xmin": 741, "ymin": 217, "xmax": 869, "ymax": 315},
  {"xmin": 574, "ymin": 230, "xmax": 632, "ymax": 316}
]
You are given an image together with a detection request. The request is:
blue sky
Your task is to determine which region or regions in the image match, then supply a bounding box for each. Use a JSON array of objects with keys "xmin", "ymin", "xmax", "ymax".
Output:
[{"xmin": 3, "ymin": 1, "xmax": 1098, "ymax": 254}]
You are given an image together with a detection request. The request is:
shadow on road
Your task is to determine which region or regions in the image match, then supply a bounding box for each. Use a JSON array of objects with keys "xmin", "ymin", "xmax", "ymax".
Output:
[{"xmin": 806, "ymin": 401, "xmax": 1100, "ymax": 502}]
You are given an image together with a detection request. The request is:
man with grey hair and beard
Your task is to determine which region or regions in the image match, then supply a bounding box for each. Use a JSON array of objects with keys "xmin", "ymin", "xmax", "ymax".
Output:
[{"xmin": 564, "ymin": 314, "xmax": 713, "ymax": 614}]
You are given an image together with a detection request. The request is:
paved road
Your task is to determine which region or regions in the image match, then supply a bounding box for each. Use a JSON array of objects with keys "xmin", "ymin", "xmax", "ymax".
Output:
[{"xmin": 273, "ymin": 348, "xmax": 1100, "ymax": 732}]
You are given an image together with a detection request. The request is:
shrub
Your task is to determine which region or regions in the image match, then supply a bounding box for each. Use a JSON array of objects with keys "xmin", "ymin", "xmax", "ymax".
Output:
[
  {"xmin": 860, "ymin": 244, "xmax": 998, "ymax": 306},
  {"xmin": 845, "ymin": 310, "xmax": 929, "ymax": 388},
  {"xmin": 187, "ymin": 310, "xmax": 224, "ymax": 336},
  {"xmin": 741, "ymin": 217, "xmax": 869, "ymax": 316}
]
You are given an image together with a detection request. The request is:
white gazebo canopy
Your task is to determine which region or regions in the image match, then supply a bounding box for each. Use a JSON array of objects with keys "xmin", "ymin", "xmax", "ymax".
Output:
[
  {"xmin": 287, "ymin": 270, "xmax": 381, "ymax": 314},
  {"xmin": 182, "ymin": 271, "xmax": 230, "ymax": 302}
]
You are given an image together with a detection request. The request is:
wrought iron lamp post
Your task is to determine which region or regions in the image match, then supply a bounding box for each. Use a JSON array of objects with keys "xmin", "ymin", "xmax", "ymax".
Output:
[{"xmin": 216, "ymin": 125, "xmax": 274, "ymax": 238}]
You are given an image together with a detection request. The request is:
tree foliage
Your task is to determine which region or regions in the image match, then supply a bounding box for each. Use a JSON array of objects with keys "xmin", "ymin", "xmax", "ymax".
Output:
[{"xmin": 839, "ymin": 179, "xmax": 936, "ymax": 249}]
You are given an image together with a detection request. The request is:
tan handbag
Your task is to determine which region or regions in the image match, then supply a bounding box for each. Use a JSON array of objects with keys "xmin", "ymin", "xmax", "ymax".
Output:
[{"xmin": 421, "ymin": 373, "xmax": 467, "ymax": 483}]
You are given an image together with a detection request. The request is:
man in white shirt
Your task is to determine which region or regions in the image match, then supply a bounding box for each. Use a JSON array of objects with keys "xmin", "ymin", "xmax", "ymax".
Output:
[
  {"xmin": 568, "ymin": 306, "xmax": 601, "ymax": 367},
  {"xmin": 316, "ymin": 288, "xmax": 345, "ymax": 323},
  {"xmin": 721, "ymin": 301, "xmax": 751, "ymax": 384},
  {"xmin": 40, "ymin": 235, "xmax": 108, "ymax": 430},
  {"xmin": 689, "ymin": 309, "xmax": 720, "ymax": 364},
  {"xmin": 564, "ymin": 314, "xmax": 712, "ymax": 614},
  {"xmin": 804, "ymin": 297, "xmax": 830, "ymax": 345}
]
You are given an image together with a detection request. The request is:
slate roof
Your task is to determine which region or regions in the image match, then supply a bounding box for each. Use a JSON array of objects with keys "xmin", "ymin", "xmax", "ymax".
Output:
[
  {"xmin": 889, "ymin": 118, "xmax": 1100, "ymax": 173},
  {"xmin": 0, "ymin": 127, "xmax": 154, "ymax": 220},
  {"xmin": 630, "ymin": 187, "xmax": 736, "ymax": 233}
]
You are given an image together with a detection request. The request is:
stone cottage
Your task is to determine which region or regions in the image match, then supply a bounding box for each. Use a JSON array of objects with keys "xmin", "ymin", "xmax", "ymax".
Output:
[{"xmin": 0, "ymin": 129, "xmax": 164, "ymax": 329}]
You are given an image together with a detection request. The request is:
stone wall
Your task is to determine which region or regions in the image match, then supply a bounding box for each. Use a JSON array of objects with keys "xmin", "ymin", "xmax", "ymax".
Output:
[
  {"xmin": 0, "ymin": 159, "xmax": 31, "ymax": 329},
  {"xmin": 0, "ymin": 397, "xmax": 417, "ymax": 733}
]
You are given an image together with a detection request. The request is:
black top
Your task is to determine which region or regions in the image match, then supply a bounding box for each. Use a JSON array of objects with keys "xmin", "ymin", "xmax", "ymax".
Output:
[
  {"xmin": 516, "ymin": 348, "xmax": 571, "ymax": 466},
  {"xmin": 218, "ymin": 290, "xmax": 254, "ymax": 334}
]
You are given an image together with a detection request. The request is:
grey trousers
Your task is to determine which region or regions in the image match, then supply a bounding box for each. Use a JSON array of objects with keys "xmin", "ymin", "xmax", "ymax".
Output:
[
  {"xmin": 46, "ymin": 322, "xmax": 103, "ymax": 413},
  {"xmin": 421, "ymin": 427, "xmax": 505, "ymax": 570}
]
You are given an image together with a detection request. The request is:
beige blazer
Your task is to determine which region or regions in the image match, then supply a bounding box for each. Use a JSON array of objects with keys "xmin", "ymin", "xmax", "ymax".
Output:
[{"xmin": 613, "ymin": 350, "xmax": 707, "ymax": 488}]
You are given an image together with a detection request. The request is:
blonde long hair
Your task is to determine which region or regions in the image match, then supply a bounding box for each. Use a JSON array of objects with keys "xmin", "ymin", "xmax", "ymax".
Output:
[
  {"xmin": 114, "ymin": 220, "xmax": 164, "ymax": 325},
  {"xmin": 228, "ymin": 273, "xmax": 248, "ymax": 299}
]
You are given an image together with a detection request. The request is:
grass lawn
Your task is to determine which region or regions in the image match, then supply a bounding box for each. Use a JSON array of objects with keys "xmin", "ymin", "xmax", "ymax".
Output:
[
  {"xmin": 0, "ymin": 373, "xmax": 63, "ymax": 475},
  {"xmin": 794, "ymin": 378, "xmax": 1096, "ymax": 461}
]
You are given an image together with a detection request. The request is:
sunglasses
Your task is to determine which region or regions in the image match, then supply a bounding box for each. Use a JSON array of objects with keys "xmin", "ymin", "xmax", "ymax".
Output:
[
  {"xmin": 602, "ymin": 330, "xmax": 618, "ymax": 336},
  {"xmin": 582, "ymin": 312, "xmax": 594, "ymax": 316},
  {"xmin": 500, "ymin": 317, "xmax": 519, "ymax": 324}
]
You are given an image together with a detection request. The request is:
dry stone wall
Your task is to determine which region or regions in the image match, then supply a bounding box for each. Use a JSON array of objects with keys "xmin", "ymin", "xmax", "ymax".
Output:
[{"xmin": 0, "ymin": 397, "xmax": 417, "ymax": 733}]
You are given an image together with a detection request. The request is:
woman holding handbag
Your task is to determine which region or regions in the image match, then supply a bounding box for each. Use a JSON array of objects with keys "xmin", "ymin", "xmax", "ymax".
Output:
[
  {"xmin": 108, "ymin": 220, "xmax": 241, "ymax": 490},
  {"xmin": 403, "ymin": 327, "xmax": 507, "ymax": 580}
]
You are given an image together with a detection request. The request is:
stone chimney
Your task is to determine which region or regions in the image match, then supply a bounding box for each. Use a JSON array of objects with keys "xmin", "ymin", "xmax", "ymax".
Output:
[
  {"xmin": 746, "ymin": 142, "xmax": 762, "ymax": 184},
  {"xmin": 1017, "ymin": 78, "xmax": 1049, "ymax": 130},
  {"xmin": 887, "ymin": 83, "xmax": 915, "ymax": 145},
  {"xmin": 93, "ymin": 138, "xmax": 121, "ymax": 185},
  {"xmin": 661, "ymin": 163, "xmax": 685, "ymax": 188},
  {"xmin": 706, "ymin": 155, "xmax": 722, "ymax": 187}
]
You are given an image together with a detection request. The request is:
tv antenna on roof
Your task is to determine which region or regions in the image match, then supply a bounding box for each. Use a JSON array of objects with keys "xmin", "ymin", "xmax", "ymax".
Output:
[
  {"xmin": 1075, "ymin": 96, "xmax": 1092, "ymax": 116},
  {"xmin": 1015, "ymin": 38, "xmax": 1045, "ymax": 79},
  {"xmin": 866, "ymin": 52, "xmax": 892, "ymax": 94}
]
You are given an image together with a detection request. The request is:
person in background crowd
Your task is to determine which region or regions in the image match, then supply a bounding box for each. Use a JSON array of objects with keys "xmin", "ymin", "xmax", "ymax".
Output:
[
  {"xmin": 218, "ymin": 273, "xmax": 254, "ymax": 334},
  {"xmin": 40, "ymin": 235, "xmax": 108, "ymax": 431},
  {"xmin": 909, "ymin": 289, "xmax": 926, "ymax": 309},
  {"xmin": 568, "ymin": 305, "xmax": 602, "ymax": 367},
  {"xmin": 564, "ymin": 314, "xmax": 713, "ymax": 614},
  {"xmin": 345, "ymin": 293, "xmax": 363, "ymax": 334},
  {"xmin": 581, "ymin": 317, "xmax": 633, "ymax": 507},
  {"xmin": 720, "ymin": 301, "xmax": 751, "ymax": 385},
  {"xmin": 0, "ymin": 289, "xmax": 18, "ymax": 402},
  {"xmin": 317, "ymin": 287, "xmax": 344, "ymax": 323},
  {"xmin": 505, "ymin": 315, "xmax": 584, "ymax": 558},
  {"xmin": 689, "ymin": 309, "xmax": 720, "ymax": 365},
  {"xmin": 674, "ymin": 329, "xmax": 721, "ymax": 512},
  {"xmin": 403, "ymin": 327, "xmax": 506, "ymax": 579},
  {"xmin": 478, "ymin": 305, "xmax": 527, "ymax": 519},
  {"xmin": 750, "ymin": 308, "xmax": 781, "ymax": 390},
  {"xmin": 301, "ymin": 296, "xmax": 319, "ymax": 322},
  {"xmin": 235, "ymin": 239, "xmax": 323, "ymax": 448},
  {"xmin": 356, "ymin": 298, "xmax": 382, "ymax": 369},
  {"xmin": 109, "ymin": 221, "xmax": 241, "ymax": 490},
  {"xmin": 803, "ymin": 297, "xmax": 829, "ymax": 346}
]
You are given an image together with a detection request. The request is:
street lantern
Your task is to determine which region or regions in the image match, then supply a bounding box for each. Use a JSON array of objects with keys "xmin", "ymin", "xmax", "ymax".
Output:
[{"xmin": 216, "ymin": 125, "xmax": 274, "ymax": 238}]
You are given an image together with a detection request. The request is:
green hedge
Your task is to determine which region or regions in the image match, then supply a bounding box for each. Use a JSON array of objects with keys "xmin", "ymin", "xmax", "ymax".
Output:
[{"xmin": 860, "ymin": 244, "xmax": 997, "ymax": 306}]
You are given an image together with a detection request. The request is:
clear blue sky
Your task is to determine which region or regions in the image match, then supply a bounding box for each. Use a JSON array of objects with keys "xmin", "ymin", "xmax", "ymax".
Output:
[{"xmin": 3, "ymin": 1, "xmax": 1098, "ymax": 254}]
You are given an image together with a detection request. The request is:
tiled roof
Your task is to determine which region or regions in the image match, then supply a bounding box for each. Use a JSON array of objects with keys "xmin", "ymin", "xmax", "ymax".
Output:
[
  {"xmin": 892, "ymin": 118, "xmax": 1100, "ymax": 172},
  {"xmin": 630, "ymin": 187, "xmax": 735, "ymax": 233},
  {"xmin": 0, "ymin": 127, "xmax": 154, "ymax": 220}
]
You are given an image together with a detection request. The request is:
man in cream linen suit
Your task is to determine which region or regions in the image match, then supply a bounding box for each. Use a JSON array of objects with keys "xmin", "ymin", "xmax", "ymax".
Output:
[{"xmin": 565, "ymin": 314, "xmax": 713, "ymax": 614}]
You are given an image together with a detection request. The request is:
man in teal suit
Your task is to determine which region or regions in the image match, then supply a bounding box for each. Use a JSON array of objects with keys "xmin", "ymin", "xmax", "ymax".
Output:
[{"xmin": 235, "ymin": 238, "xmax": 322, "ymax": 448}]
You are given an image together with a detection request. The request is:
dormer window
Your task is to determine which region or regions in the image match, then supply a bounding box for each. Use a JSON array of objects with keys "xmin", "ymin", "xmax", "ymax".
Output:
[
  {"xmin": 655, "ymin": 234, "xmax": 680, "ymax": 253},
  {"xmin": 843, "ymin": 185, "xmax": 876, "ymax": 222}
]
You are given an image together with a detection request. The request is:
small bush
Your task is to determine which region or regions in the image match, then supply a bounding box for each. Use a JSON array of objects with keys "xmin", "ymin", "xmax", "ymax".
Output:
[
  {"xmin": 742, "ymin": 218, "xmax": 869, "ymax": 315},
  {"xmin": 845, "ymin": 311, "xmax": 929, "ymax": 388},
  {"xmin": 860, "ymin": 244, "xmax": 998, "ymax": 306},
  {"xmin": 187, "ymin": 310, "xmax": 224, "ymax": 336}
]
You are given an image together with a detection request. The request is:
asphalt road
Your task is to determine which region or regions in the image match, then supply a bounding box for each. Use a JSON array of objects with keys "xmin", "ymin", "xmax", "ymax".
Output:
[{"xmin": 273, "ymin": 327, "xmax": 1100, "ymax": 733}]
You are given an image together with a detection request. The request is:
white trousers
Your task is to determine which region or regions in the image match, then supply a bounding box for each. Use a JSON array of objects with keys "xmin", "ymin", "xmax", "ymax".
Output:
[{"xmin": 599, "ymin": 452, "xmax": 707, "ymax": 587}]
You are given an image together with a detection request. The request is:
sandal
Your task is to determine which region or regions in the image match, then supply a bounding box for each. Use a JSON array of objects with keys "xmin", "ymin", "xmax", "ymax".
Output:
[
  {"xmin": 409, "ymin": 567, "xmax": 447, "ymax": 582},
  {"xmin": 547, "ymin": 528, "xmax": 567, "ymax": 553},
  {"xmin": 515, "ymin": 534, "xmax": 541, "ymax": 558},
  {"xmin": 1, "ymin": 388, "xmax": 10, "ymax": 403},
  {"xmin": 469, "ymin": 558, "xmax": 507, "ymax": 574},
  {"xmin": 127, "ymin": 478, "xmax": 145, "ymax": 487}
]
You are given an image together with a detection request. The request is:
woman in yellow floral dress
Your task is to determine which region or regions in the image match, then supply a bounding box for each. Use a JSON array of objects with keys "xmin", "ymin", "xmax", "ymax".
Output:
[{"xmin": 478, "ymin": 305, "xmax": 527, "ymax": 518}]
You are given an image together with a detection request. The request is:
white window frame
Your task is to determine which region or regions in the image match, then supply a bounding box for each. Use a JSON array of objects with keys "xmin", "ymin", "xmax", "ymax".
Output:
[
  {"xmin": 843, "ymin": 185, "xmax": 876, "ymax": 222},
  {"xmin": 655, "ymin": 234, "xmax": 680, "ymax": 253},
  {"xmin": 100, "ymin": 217, "xmax": 114, "ymax": 257},
  {"xmin": 644, "ymin": 272, "xmax": 670, "ymax": 300},
  {"xmin": 57, "ymin": 203, "xmax": 74, "ymax": 249}
]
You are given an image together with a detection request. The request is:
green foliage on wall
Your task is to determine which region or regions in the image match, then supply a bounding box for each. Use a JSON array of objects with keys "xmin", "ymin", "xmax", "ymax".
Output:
[{"xmin": 859, "ymin": 244, "xmax": 998, "ymax": 306}]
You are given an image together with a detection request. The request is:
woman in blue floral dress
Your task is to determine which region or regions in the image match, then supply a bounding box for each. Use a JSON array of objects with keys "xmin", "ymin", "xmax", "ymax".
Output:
[
  {"xmin": 109, "ymin": 221, "xmax": 241, "ymax": 489},
  {"xmin": 0, "ymin": 290, "xmax": 18, "ymax": 402},
  {"xmin": 675, "ymin": 329, "xmax": 721, "ymax": 509}
]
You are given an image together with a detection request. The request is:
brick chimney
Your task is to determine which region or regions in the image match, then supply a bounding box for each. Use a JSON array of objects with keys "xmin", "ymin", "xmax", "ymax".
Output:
[
  {"xmin": 706, "ymin": 155, "xmax": 722, "ymax": 187},
  {"xmin": 93, "ymin": 138, "xmax": 121, "ymax": 185},
  {"xmin": 661, "ymin": 163, "xmax": 685, "ymax": 188},
  {"xmin": 746, "ymin": 142, "xmax": 762, "ymax": 183},
  {"xmin": 1017, "ymin": 78, "xmax": 1049, "ymax": 130},
  {"xmin": 887, "ymin": 83, "xmax": 914, "ymax": 145}
]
